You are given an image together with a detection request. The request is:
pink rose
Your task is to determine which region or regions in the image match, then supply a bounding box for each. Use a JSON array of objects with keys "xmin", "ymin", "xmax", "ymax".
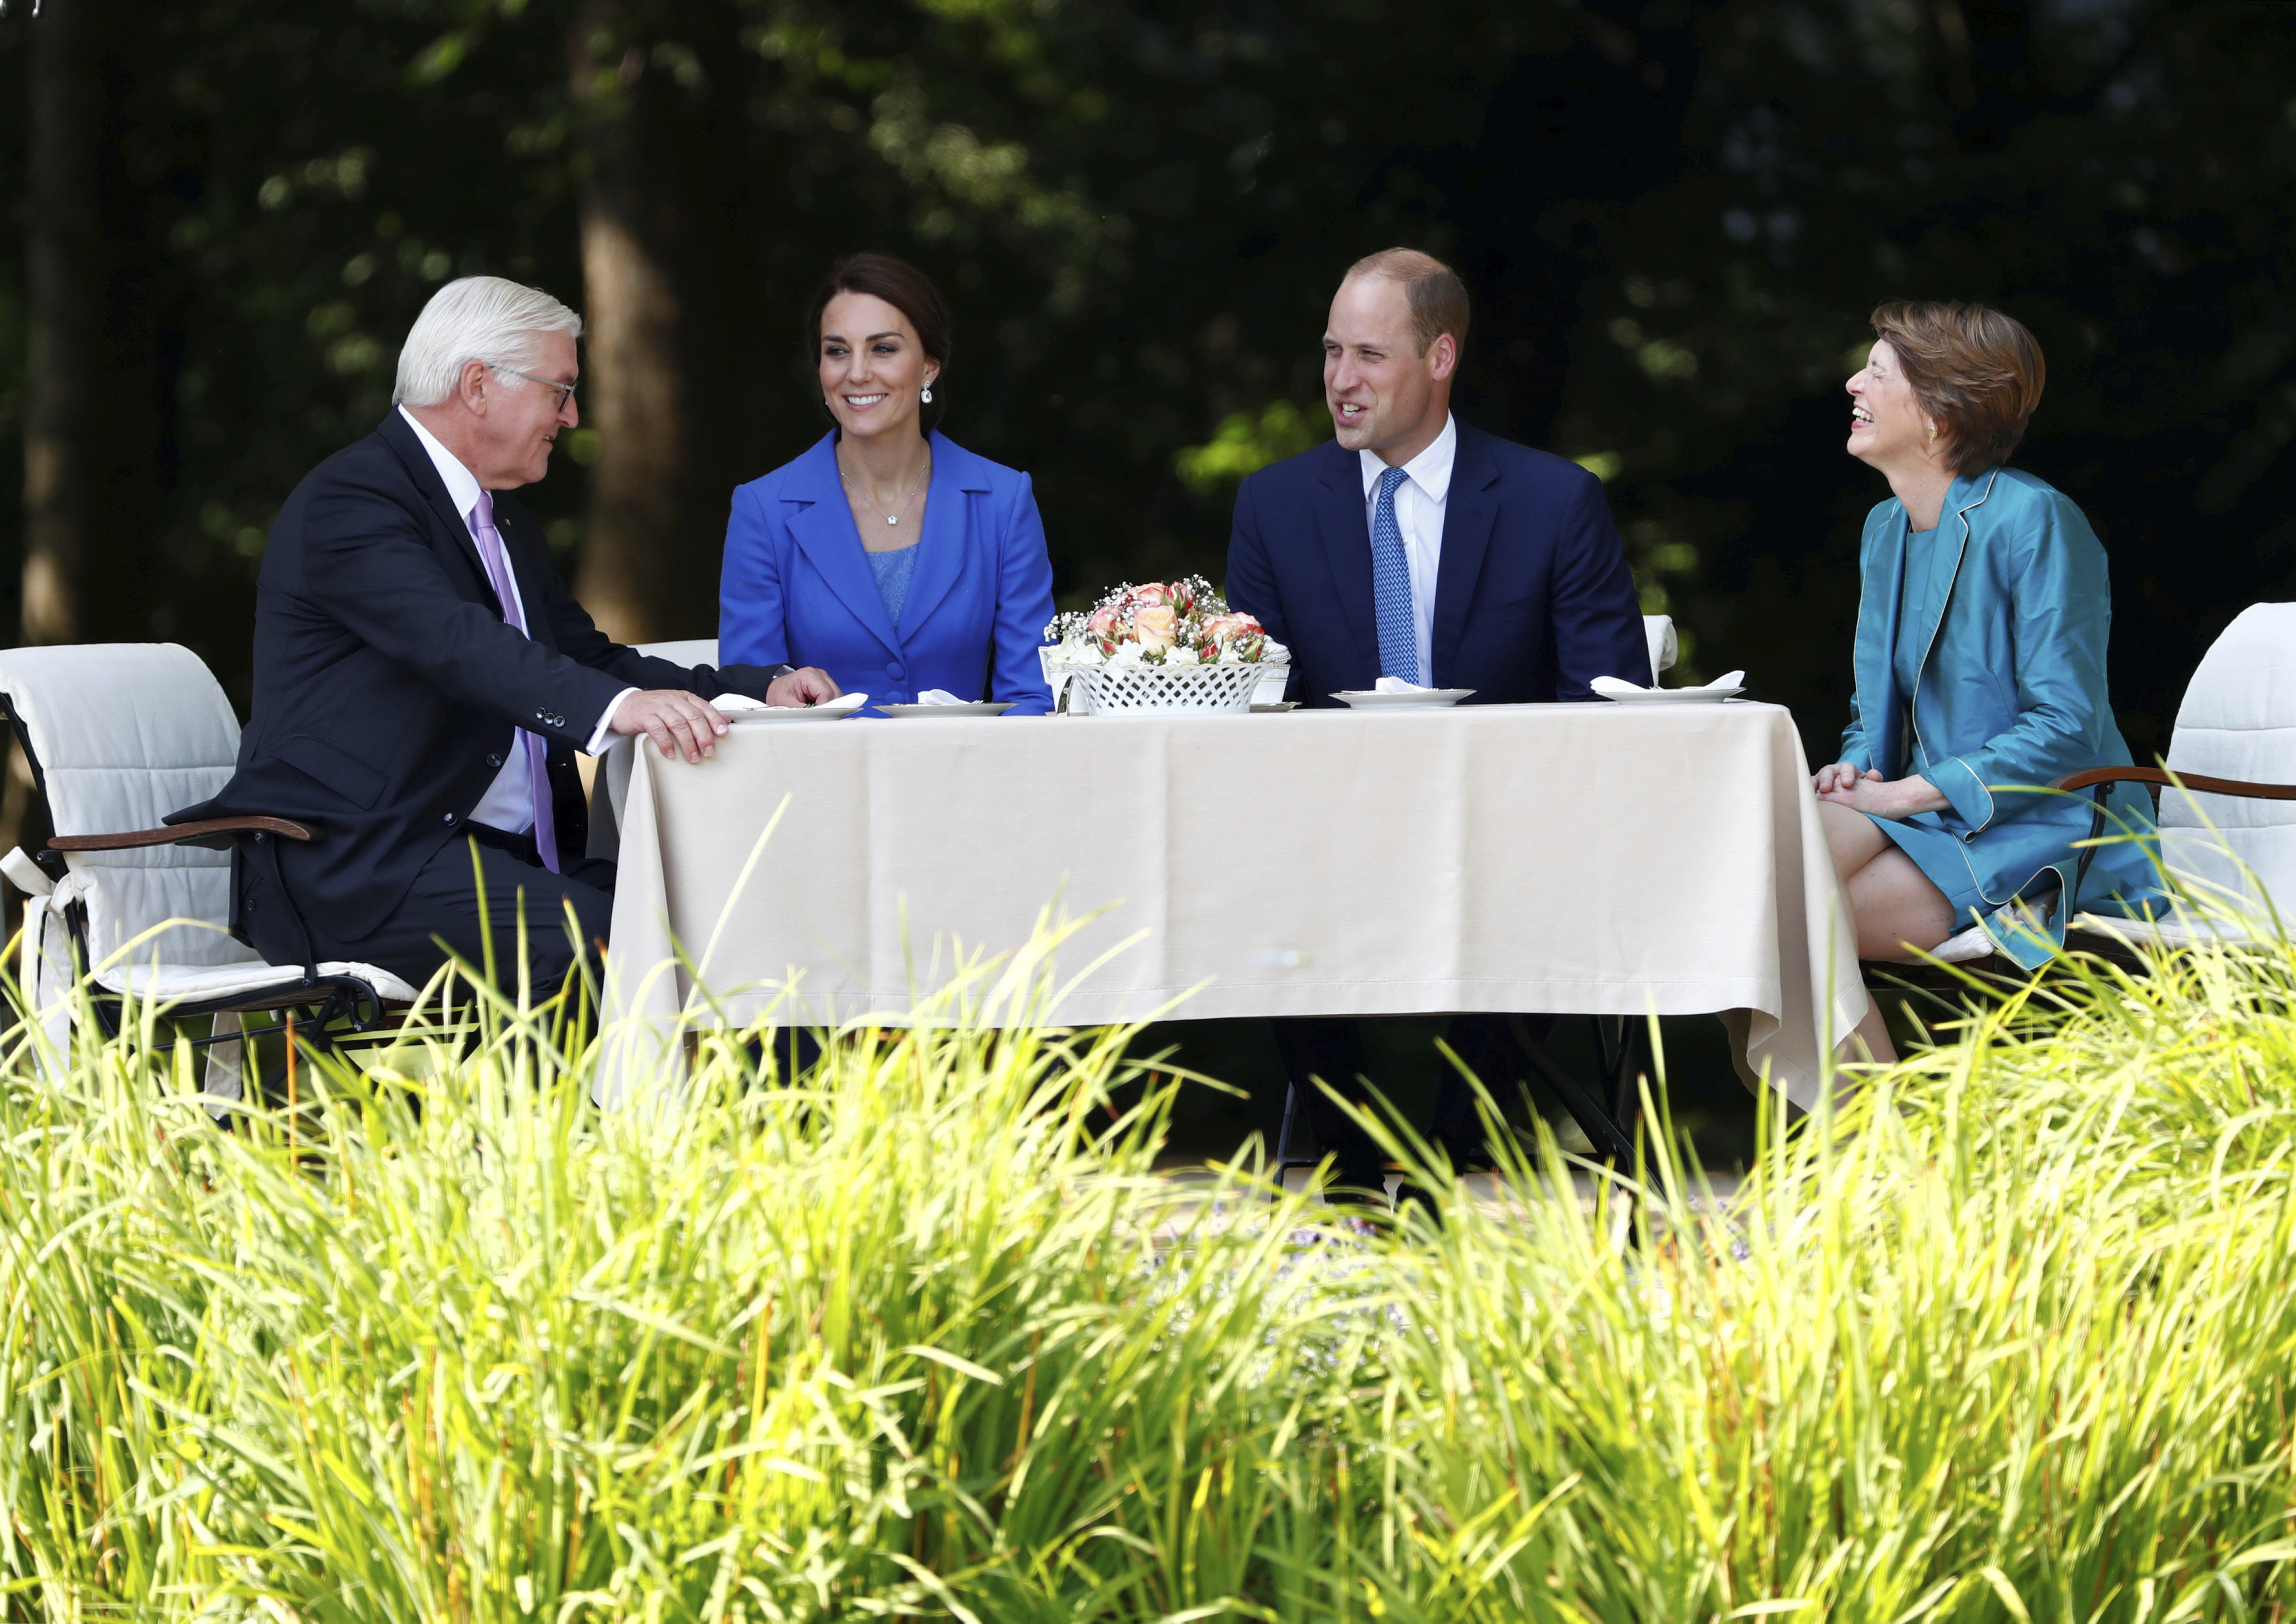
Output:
[
  {"xmin": 1199, "ymin": 612, "xmax": 1263, "ymax": 647},
  {"xmin": 1128, "ymin": 582, "xmax": 1173, "ymax": 609},
  {"xmin": 1134, "ymin": 604, "xmax": 1178, "ymax": 649},
  {"xmin": 1086, "ymin": 605, "xmax": 1122, "ymax": 636}
]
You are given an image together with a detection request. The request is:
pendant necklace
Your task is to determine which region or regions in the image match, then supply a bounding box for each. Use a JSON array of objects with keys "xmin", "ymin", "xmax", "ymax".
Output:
[{"xmin": 841, "ymin": 451, "xmax": 932, "ymax": 527}]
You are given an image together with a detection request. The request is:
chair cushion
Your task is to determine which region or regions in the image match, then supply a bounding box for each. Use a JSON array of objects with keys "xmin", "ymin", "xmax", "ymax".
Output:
[
  {"xmin": 94, "ymin": 960, "xmax": 422, "ymax": 1005},
  {"xmin": 2129, "ymin": 602, "xmax": 2296, "ymax": 926},
  {"xmin": 0, "ymin": 643, "xmax": 256, "ymax": 970},
  {"xmin": 2071, "ymin": 912, "xmax": 2253, "ymax": 950},
  {"xmin": 634, "ymin": 638, "xmax": 720, "ymax": 668}
]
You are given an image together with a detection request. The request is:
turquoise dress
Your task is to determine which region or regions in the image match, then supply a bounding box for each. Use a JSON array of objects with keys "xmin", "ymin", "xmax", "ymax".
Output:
[{"xmin": 1843, "ymin": 466, "xmax": 2161, "ymax": 966}]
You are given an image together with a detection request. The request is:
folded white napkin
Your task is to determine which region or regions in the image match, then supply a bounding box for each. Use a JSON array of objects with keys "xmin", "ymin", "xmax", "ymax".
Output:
[
  {"xmin": 914, "ymin": 689, "xmax": 968, "ymax": 705},
  {"xmin": 1373, "ymin": 676, "xmax": 1435, "ymax": 693},
  {"xmin": 711, "ymin": 690, "xmax": 870, "ymax": 716},
  {"xmin": 1589, "ymin": 670, "xmax": 1744, "ymax": 699}
]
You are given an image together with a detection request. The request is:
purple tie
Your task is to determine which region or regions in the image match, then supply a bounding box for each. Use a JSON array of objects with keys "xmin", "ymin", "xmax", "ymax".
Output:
[{"xmin": 468, "ymin": 491, "xmax": 560, "ymax": 874}]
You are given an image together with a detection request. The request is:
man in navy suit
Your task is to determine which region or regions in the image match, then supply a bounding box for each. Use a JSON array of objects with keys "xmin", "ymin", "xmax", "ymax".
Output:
[
  {"xmin": 1226, "ymin": 248, "xmax": 1649, "ymax": 1198},
  {"xmin": 171, "ymin": 276, "xmax": 837, "ymax": 992}
]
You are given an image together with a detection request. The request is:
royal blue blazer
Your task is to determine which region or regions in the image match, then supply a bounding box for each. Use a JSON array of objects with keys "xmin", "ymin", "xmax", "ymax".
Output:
[
  {"xmin": 1225, "ymin": 424, "xmax": 1649, "ymax": 706},
  {"xmin": 718, "ymin": 430, "xmax": 1057, "ymax": 716},
  {"xmin": 1843, "ymin": 465, "xmax": 2160, "ymax": 964}
]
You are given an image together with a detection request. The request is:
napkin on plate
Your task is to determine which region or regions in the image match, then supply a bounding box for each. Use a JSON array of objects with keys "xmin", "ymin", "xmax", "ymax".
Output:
[
  {"xmin": 914, "ymin": 689, "xmax": 969, "ymax": 705},
  {"xmin": 1373, "ymin": 676, "xmax": 1437, "ymax": 693},
  {"xmin": 711, "ymin": 691, "xmax": 871, "ymax": 716},
  {"xmin": 1589, "ymin": 670, "xmax": 1744, "ymax": 699}
]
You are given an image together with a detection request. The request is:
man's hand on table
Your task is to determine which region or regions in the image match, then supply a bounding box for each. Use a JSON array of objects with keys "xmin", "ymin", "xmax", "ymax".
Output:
[
  {"xmin": 766, "ymin": 667, "xmax": 841, "ymax": 707},
  {"xmin": 613, "ymin": 690, "xmax": 729, "ymax": 763},
  {"xmin": 1813, "ymin": 763, "xmax": 1949, "ymax": 819}
]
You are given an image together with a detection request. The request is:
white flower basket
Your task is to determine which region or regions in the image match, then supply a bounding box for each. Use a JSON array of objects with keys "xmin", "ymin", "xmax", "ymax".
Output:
[{"xmin": 1048, "ymin": 655, "xmax": 1282, "ymax": 714}]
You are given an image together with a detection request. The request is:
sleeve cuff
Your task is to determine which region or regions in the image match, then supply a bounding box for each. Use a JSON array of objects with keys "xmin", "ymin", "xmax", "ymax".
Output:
[
  {"xmin": 585, "ymin": 687, "xmax": 639, "ymax": 755},
  {"xmin": 1924, "ymin": 757, "xmax": 1994, "ymax": 830}
]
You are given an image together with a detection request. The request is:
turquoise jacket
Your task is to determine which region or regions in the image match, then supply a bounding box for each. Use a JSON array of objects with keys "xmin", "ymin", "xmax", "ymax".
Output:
[{"xmin": 1842, "ymin": 466, "xmax": 2159, "ymax": 963}]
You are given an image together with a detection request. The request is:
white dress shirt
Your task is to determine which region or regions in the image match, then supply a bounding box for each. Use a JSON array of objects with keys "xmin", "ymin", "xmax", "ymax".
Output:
[
  {"xmin": 398, "ymin": 407, "xmax": 631, "ymax": 835},
  {"xmin": 1358, "ymin": 413, "xmax": 1456, "ymax": 686}
]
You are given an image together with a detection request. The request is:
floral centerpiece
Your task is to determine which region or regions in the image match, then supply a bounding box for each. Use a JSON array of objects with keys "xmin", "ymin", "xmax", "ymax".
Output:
[{"xmin": 1040, "ymin": 577, "xmax": 1289, "ymax": 713}]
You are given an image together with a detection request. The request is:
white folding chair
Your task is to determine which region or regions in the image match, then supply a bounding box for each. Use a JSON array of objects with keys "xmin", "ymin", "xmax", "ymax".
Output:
[
  {"xmin": 0, "ymin": 644, "xmax": 417, "ymax": 1112},
  {"xmin": 2053, "ymin": 601, "xmax": 2296, "ymax": 946},
  {"xmin": 635, "ymin": 638, "xmax": 720, "ymax": 666}
]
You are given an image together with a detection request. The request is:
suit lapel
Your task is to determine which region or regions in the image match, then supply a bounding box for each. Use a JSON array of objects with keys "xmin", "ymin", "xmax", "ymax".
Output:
[
  {"xmin": 1429, "ymin": 426, "xmax": 1498, "ymax": 683},
  {"xmin": 1311, "ymin": 441, "xmax": 1378, "ymax": 666},
  {"xmin": 1860, "ymin": 505, "xmax": 1910, "ymax": 776},
  {"xmin": 787, "ymin": 434, "xmax": 901, "ymax": 656},
  {"xmin": 1909, "ymin": 468, "xmax": 1998, "ymax": 693},
  {"xmin": 897, "ymin": 432, "xmax": 989, "ymax": 634},
  {"xmin": 377, "ymin": 411, "xmax": 497, "ymax": 602}
]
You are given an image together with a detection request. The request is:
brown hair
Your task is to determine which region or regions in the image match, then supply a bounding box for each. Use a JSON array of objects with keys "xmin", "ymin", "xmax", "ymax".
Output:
[
  {"xmin": 807, "ymin": 253, "xmax": 953, "ymax": 433},
  {"xmin": 1345, "ymin": 247, "xmax": 1471, "ymax": 356},
  {"xmin": 1868, "ymin": 300, "xmax": 2046, "ymax": 474}
]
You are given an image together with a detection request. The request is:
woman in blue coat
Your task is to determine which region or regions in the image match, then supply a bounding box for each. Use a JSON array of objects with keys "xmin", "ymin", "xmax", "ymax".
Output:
[
  {"xmin": 719, "ymin": 254, "xmax": 1056, "ymax": 715},
  {"xmin": 1818, "ymin": 300, "xmax": 2158, "ymax": 1059}
]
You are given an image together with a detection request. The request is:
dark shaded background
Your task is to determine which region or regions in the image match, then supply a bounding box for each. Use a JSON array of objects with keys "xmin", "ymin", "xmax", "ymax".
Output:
[{"xmin": 5, "ymin": 0, "xmax": 2293, "ymax": 1159}]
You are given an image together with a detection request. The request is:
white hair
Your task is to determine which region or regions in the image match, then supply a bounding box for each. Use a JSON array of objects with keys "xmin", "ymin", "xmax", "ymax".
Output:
[{"xmin": 392, "ymin": 275, "xmax": 583, "ymax": 407}]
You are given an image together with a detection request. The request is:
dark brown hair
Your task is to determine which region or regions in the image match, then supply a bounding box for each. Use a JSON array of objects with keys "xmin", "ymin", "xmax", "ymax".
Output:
[
  {"xmin": 1345, "ymin": 247, "xmax": 1471, "ymax": 355},
  {"xmin": 1869, "ymin": 300, "xmax": 2046, "ymax": 474},
  {"xmin": 807, "ymin": 253, "xmax": 953, "ymax": 434}
]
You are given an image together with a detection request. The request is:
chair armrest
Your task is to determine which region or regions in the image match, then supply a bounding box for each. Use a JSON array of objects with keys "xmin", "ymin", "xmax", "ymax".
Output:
[
  {"xmin": 2052, "ymin": 766, "xmax": 2296, "ymax": 802},
  {"xmin": 49, "ymin": 815, "xmax": 315, "ymax": 853}
]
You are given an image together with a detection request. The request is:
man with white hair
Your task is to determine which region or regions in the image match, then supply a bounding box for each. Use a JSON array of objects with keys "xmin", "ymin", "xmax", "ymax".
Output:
[{"xmin": 170, "ymin": 275, "xmax": 838, "ymax": 992}]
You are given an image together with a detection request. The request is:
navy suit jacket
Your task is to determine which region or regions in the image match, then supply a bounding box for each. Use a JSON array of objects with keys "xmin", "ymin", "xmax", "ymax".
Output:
[
  {"xmin": 718, "ymin": 430, "xmax": 1057, "ymax": 716},
  {"xmin": 171, "ymin": 411, "xmax": 789, "ymax": 941},
  {"xmin": 1225, "ymin": 424, "xmax": 1649, "ymax": 706}
]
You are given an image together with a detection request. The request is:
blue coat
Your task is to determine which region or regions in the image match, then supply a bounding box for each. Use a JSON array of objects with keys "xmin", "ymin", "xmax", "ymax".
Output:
[
  {"xmin": 1843, "ymin": 465, "xmax": 2159, "ymax": 963},
  {"xmin": 718, "ymin": 431, "xmax": 1057, "ymax": 715},
  {"xmin": 1225, "ymin": 424, "xmax": 1649, "ymax": 706}
]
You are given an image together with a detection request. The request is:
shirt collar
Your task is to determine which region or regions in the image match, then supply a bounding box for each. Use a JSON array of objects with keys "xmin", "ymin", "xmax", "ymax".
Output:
[
  {"xmin": 398, "ymin": 404, "xmax": 485, "ymax": 528},
  {"xmin": 1358, "ymin": 413, "xmax": 1458, "ymax": 504}
]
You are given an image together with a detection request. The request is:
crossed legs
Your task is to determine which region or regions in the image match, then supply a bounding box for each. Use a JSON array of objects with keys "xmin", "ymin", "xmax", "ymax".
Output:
[{"xmin": 1817, "ymin": 802, "xmax": 1956, "ymax": 1065}]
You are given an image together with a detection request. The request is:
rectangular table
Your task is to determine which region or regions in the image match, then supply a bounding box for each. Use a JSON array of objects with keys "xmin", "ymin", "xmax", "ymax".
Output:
[{"xmin": 598, "ymin": 703, "xmax": 1867, "ymax": 1109}]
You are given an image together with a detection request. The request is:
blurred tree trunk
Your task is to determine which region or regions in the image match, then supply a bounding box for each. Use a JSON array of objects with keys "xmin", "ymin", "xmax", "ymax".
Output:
[
  {"xmin": 24, "ymin": 0, "xmax": 102, "ymax": 645},
  {"xmin": 567, "ymin": 0, "xmax": 691, "ymax": 645}
]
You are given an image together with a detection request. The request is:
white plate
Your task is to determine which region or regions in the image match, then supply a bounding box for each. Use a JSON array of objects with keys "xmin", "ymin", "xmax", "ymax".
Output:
[
  {"xmin": 1595, "ymin": 686, "xmax": 1744, "ymax": 704},
  {"xmin": 718, "ymin": 693, "xmax": 870, "ymax": 721},
  {"xmin": 1250, "ymin": 701, "xmax": 1300, "ymax": 714},
  {"xmin": 1330, "ymin": 688, "xmax": 1476, "ymax": 709},
  {"xmin": 879, "ymin": 701, "xmax": 1015, "ymax": 718}
]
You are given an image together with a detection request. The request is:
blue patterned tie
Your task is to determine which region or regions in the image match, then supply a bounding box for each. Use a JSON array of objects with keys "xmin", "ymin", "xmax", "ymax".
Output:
[{"xmin": 1370, "ymin": 464, "xmax": 1420, "ymax": 683}]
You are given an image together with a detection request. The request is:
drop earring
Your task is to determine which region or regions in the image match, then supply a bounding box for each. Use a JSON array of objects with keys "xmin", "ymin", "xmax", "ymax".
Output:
[
  {"xmin": 1927, "ymin": 425, "xmax": 1938, "ymax": 445},
  {"xmin": 922, "ymin": 384, "xmax": 934, "ymax": 404}
]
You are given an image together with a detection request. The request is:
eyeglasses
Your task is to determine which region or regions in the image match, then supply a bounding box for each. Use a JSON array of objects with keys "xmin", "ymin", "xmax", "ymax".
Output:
[{"xmin": 491, "ymin": 364, "xmax": 577, "ymax": 413}]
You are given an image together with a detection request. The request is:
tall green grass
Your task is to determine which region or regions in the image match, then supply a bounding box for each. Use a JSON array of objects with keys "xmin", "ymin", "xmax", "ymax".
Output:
[{"xmin": 4, "ymin": 920, "xmax": 2295, "ymax": 1620}]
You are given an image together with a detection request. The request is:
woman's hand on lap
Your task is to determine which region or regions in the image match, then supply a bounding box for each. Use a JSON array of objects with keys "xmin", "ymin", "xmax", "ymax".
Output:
[
  {"xmin": 1813, "ymin": 761, "xmax": 1879, "ymax": 796},
  {"xmin": 1814, "ymin": 767, "xmax": 1949, "ymax": 820}
]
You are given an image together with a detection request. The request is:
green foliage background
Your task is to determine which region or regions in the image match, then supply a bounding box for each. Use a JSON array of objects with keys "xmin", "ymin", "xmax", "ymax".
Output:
[{"xmin": 1, "ymin": 0, "xmax": 2294, "ymax": 765}]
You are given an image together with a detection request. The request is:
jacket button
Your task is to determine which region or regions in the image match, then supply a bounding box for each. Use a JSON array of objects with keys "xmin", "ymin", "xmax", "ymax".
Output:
[
  {"xmin": 443, "ymin": 812, "xmax": 456, "ymax": 824},
  {"xmin": 887, "ymin": 663, "xmax": 904, "ymax": 680},
  {"xmin": 487, "ymin": 753, "xmax": 503, "ymax": 768}
]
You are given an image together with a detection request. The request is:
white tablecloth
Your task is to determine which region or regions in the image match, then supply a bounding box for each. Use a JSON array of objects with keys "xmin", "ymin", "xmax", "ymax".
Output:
[{"xmin": 597, "ymin": 704, "xmax": 1866, "ymax": 1109}]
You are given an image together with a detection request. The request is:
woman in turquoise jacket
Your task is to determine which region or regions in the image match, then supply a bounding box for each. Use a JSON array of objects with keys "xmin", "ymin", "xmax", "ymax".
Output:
[{"xmin": 1817, "ymin": 300, "xmax": 2157, "ymax": 1059}]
